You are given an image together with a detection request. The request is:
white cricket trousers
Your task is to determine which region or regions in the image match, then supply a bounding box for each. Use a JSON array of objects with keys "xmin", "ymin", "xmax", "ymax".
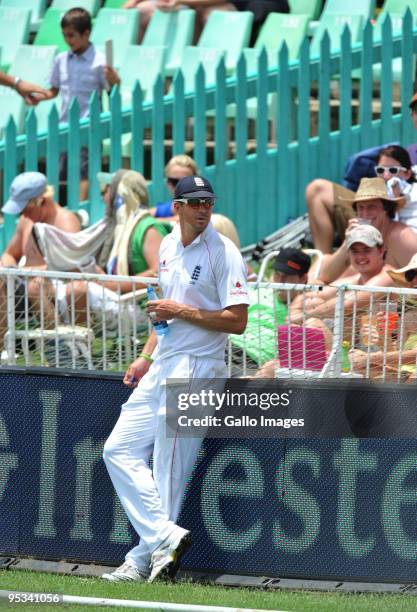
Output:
[{"xmin": 103, "ymin": 352, "xmax": 227, "ymax": 574}]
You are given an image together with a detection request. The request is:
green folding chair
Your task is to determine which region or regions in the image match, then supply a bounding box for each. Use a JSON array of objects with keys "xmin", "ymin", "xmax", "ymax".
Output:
[
  {"xmin": 288, "ymin": 0, "xmax": 322, "ymax": 20},
  {"xmin": 34, "ymin": 8, "xmax": 68, "ymax": 51},
  {"xmin": 50, "ymin": 0, "xmax": 100, "ymax": 17},
  {"xmin": 197, "ymin": 10, "xmax": 254, "ymax": 73},
  {"xmin": 91, "ymin": 8, "xmax": 139, "ymax": 69},
  {"xmin": 0, "ymin": 44, "xmax": 57, "ymax": 138},
  {"xmin": 310, "ymin": 13, "xmax": 364, "ymax": 57},
  {"xmin": 255, "ymin": 13, "xmax": 309, "ymax": 61},
  {"xmin": 1, "ymin": 0, "xmax": 46, "ymax": 32},
  {"xmin": 143, "ymin": 9, "xmax": 196, "ymax": 76},
  {"xmin": 0, "ymin": 7, "xmax": 31, "ymax": 72}
]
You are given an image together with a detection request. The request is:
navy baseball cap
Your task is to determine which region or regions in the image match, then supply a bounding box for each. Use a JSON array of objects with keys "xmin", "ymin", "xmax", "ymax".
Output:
[
  {"xmin": 273, "ymin": 248, "xmax": 311, "ymax": 275},
  {"xmin": 2, "ymin": 172, "xmax": 47, "ymax": 215},
  {"xmin": 174, "ymin": 175, "xmax": 217, "ymax": 199}
]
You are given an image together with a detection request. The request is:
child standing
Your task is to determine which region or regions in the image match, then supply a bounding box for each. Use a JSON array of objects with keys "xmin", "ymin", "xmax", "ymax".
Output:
[{"xmin": 43, "ymin": 8, "xmax": 120, "ymax": 201}]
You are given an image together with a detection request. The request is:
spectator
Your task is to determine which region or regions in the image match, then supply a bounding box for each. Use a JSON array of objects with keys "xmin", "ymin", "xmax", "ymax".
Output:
[
  {"xmin": 407, "ymin": 93, "xmax": 417, "ymax": 165},
  {"xmin": 124, "ymin": 0, "xmax": 289, "ymax": 44},
  {"xmin": 0, "ymin": 172, "xmax": 81, "ymax": 357},
  {"xmin": 349, "ymin": 253, "xmax": 417, "ymax": 380},
  {"xmin": 0, "ymin": 70, "xmax": 48, "ymax": 105},
  {"xmin": 149, "ymin": 155, "xmax": 198, "ymax": 221},
  {"xmin": 58, "ymin": 170, "xmax": 171, "ymax": 326},
  {"xmin": 256, "ymin": 226, "xmax": 393, "ymax": 377},
  {"xmin": 318, "ymin": 177, "xmax": 417, "ymax": 283},
  {"xmin": 41, "ymin": 8, "xmax": 120, "ymax": 201},
  {"xmin": 306, "ymin": 145, "xmax": 417, "ymax": 253}
]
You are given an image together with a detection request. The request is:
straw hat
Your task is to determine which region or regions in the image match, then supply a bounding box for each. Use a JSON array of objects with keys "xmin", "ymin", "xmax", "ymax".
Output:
[
  {"xmin": 387, "ymin": 253, "xmax": 417, "ymax": 286},
  {"xmin": 339, "ymin": 177, "xmax": 406, "ymax": 209}
]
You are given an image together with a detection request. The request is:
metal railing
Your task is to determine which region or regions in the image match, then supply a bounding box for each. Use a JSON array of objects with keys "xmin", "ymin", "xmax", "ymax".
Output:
[{"xmin": 1, "ymin": 267, "xmax": 416, "ymax": 383}]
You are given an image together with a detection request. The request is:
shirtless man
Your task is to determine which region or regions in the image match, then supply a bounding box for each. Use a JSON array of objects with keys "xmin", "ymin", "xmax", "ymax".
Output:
[
  {"xmin": 319, "ymin": 178, "xmax": 417, "ymax": 284},
  {"xmin": 0, "ymin": 172, "xmax": 81, "ymax": 353}
]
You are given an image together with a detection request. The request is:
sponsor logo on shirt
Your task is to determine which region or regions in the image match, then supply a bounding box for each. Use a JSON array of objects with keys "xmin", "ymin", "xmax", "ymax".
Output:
[
  {"xmin": 230, "ymin": 280, "xmax": 248, "ymax": 297},
  {"xmin": 190, "ymin": 264, "xmax": 202, "ymax": 284},
  {"xmin": 160, "ymin": 259, "xmax": 169, "ymax": 273}
]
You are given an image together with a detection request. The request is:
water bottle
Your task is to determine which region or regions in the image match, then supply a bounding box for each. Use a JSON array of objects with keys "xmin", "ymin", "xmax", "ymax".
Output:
[{"xmin": 147, "ymin": 286, "xmax": 169, "ymax": 336}]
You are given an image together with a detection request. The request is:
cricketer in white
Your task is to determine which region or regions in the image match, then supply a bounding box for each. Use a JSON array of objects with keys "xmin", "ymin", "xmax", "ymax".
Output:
[{"xmin": 102, "ymin": 176, "xmax": 249, "ymax": 583}]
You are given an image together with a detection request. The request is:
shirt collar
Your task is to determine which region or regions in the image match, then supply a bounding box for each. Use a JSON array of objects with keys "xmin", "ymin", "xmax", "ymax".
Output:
[{"xmin": 69, "ymin": 43, "xmax": 94, "ymax": 61}]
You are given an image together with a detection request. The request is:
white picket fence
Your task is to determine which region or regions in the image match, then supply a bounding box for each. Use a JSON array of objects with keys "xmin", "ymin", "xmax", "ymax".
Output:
[{"xmin": 1, "ymin": 268, "xmax": 416, "ymax": 383}]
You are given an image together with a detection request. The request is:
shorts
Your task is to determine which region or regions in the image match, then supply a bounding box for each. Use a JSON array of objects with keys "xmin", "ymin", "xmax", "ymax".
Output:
[
  {"xmin": 332, "ymin": 183, "xmax": 356, "ymax": 242},
  {"xmin": 59, "ymin": 146, "xmax": 89, "ymax": 181}
]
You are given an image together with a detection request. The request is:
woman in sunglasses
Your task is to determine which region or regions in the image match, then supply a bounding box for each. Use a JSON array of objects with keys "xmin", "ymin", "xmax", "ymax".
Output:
[
  {"xmin": 149, "ymin": 155, "xmax": 198, "ymax": 222},
  {"xmin": 375, "ymin": 145, "xmax": 417, "ymax": 232},
  {"xmin": 307, "ymin": 144, "xmax": 417, "ymax": 253}
]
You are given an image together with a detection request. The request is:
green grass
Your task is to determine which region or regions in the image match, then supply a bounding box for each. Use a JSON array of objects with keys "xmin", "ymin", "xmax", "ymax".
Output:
[{"xmin": 0, "ymin": 570, "xmax": 415, "ymax": 611}]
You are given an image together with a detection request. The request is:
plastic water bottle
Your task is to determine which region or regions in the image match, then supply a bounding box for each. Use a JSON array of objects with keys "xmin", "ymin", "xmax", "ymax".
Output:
[{"xmin": 147, "ymin": 286, "xmax": 169, "ymax": 336}]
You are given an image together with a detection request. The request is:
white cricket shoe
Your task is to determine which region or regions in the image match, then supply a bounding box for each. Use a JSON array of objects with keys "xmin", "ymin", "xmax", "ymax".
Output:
[
  {"xmin": 101, "ymin": 561, "xmax": 148, "ymax": 582},
  {"xmin": 148, "ymin": 527, "xmax": 192, "ymax": 583}
]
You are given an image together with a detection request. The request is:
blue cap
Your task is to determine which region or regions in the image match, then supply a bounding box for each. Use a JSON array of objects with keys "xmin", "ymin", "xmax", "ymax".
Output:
[
  {"xmin": 2, "ymin": 172, "xmax": 47, "ymax": 215},
  {"xmin": 174, "ymin": 175, "xmax": 217, "ymax": 199}
]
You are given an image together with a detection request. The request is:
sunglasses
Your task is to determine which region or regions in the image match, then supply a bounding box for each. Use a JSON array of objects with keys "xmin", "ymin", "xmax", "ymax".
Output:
[
  {"xmin": 405, "ymin": 269, "xmax": 417, "ymax": 282},
  {"xmin": 176, "ymin": 198, "xmax": 215, "ymax": 209},
  {"xmin": 374, "ymin": 165, "xmax": 407, "ymax": 176},
  {"xmin": 166, "ymin": 177, "xmax": 180, "ymax": 187}
]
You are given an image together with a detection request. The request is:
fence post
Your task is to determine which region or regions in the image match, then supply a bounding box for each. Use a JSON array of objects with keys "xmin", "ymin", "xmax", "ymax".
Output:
[
  {"xmin": 151, "ymin": 75, "xmax": 165, "ymax": 204},
  {"xmin": 109, "ymin": 85, "xmax": 122, "ymax": 172},
  {"xmin": 297, "ymin": 37, "xmax": 310, "ymax": 216},
  {"xmin": 25, "ymin": 109, "xmax": 38, "ymax": 171},
  {"xmin": 3, "ymin": 118, "xmax": 17, "ymax": 247},
  {"xmin": 256, "ymin": 48, "xmax": 270, "ymax": 236},
  {"xmin": 318, "ymin": 31, "xmax": 331, "ymax": 179},
  {"xmin": 359, "ymin": 20, "xmax": 373, "ymax": 148},
  {"xmin": 194, "ymin": 64, "xmax": 207, "ymax": 173},
  {"xmin": 381, "ymin": 14, "xmax": 393, "ymax": 144},
  {"xmin": 88, "ymin": 90, "xmax": 101, "ymax": 223},
  {"xmin": 340, "ymin": 25, "xmax": 353, "ymax": 171},
  {"xmin": 276, "ymin": 42, "xmax": 291, "ymax": 227},
  {"xmin": 131, "ymin": 81, "xmax": 144, "ymax": 173},
  {"xmin": 47, "ymin": 104, "xmax": 59, "ymax": 198},
  {"xmin": 172, "ymin": 70, "xmax": 185, "ymax": 156},
  {"xmin": 68, "ymin": 98, "xmax": 81, "ymax": 211},
  {"xmin": 400, "ymin": 8, "xmax": 414, "ymax": 146},
  {"xmin": 214, "ymin": 57, "xmax": 227, "ymax": 210}
]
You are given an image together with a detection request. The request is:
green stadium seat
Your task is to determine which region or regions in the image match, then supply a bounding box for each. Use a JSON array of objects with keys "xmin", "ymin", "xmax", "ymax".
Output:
[
  {"xmin": 373, "ymin": 12, "xmax": 417, "ymax": 83},
  {"xmin": 288, "ymin": 0, "xmax": 322, "ymax": 20},
  {"xmin": 34, "ymin": 8, "xmax": 68, "ymax": 51},
  {"xmin": 175, "ymin": 47, "xmax": 224, "ymax": 94},
  {"xmin": 322, "ymin": 0, "xmax": 376, "ymax": 17},
  {"xmin": 255, "ymin": 13, "xmax": 309, "ymax": 61},
  {"xmin": 91, "ymin": 8, "xmax": 139, "ymax": 69},
  {"xmin": 0, "ymin": 7, "xmax": 31, "ymax": 72},
  {"xmin": 103, "ymin": 0, "xmax": 124, "ymax": 7},
  {"xmin": 102, "ymin": 45, "xmax": 167, "ymax": 158},
  {"xmin": 0, "ymin": 44, "xmax": 57, "ymax": 138},
  {"xmin": 310, "ymin": 13, "xmax": 364, "ymax": 57},
  {"xmin": 50, "ymin": 0, "xmax": 100, "ymax": 17},
  {"xmin": 1, "ymin": 0, "xmax": 46, "ymax": 32},
  {"xmin": 381, "ymin": 0, "xmax": 417, "ymax": 13},
  {"xmin": 142, "ymin": 9, "xmax": 195, "ymax": 76},
  {"xmin": 197, "ymin": 10, "xmax": 253, "ymax": 73}
]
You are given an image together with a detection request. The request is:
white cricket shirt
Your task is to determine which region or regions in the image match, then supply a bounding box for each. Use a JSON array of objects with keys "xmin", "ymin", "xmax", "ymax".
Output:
[{"xmin": 156, "ymin": 222, "xmax": 249, "ymax": 360}]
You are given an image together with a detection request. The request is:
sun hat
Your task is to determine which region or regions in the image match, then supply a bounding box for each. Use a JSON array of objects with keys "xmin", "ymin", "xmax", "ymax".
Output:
[
  {"xmin": 387, "ymin": 253, "xmax": 417, "ymax": 286},
  {"xmin": 346, "ymin": 225, "xmax": 384, "ymax": 249},
  {"xmin": 339, "ymin": 177, "xmax": 406, "ymax": 209},
  {"xmin": 2, "ymin": 172, "xmax": 47, "ymax": 215}
]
